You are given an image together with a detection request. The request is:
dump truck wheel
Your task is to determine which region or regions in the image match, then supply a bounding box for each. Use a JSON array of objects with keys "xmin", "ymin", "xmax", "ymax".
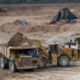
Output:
[
  {"xmin": 58, "ymin": 56, "xmax": 70, "ymax": 67},
  {"xmin": 0, "ymin": 57, "xmax": 6, "ymax": 69},
  {"xmin": 9, "ymin": 61, "xmax": 16, "ymax": 73},
  {"xmin": 38, "ymin": 58, "xmax": 46, "ymax": 69}
]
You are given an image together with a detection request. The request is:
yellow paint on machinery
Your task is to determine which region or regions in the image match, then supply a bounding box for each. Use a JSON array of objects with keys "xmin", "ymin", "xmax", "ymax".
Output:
[
  {"xmin": 23, "ymin": 33, "xmax": 80, "ymax": 67},
  {"xmin": 0, "ymin": 33, "xmax": 80, "ymax": 73}
]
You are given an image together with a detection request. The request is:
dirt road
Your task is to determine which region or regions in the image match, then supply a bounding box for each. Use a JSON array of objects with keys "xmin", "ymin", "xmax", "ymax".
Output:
[{"xmin": 0, "ymin": 63, "xmax": 80, "ymax": 80}]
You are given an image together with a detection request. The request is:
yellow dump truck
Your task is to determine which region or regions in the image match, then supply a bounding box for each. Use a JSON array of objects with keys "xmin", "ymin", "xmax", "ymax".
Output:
[
  {"xmin": 0, "ymin": 44, "xmax": 39, "ymax": 73},
  {"xmin": 0, "ymin": 33, "xmax": 40, "ymax": 73},
  {"xmin": 0, "ymin": 32, "xmax": 80, "ymax": 73}
]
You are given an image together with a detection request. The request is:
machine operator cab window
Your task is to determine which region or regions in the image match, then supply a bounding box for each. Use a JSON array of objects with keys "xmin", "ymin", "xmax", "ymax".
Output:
[
  {"xmin": 15, "ymin": 49, "xmax": 38, "ymax": 58},
  {"xmin": 48, "ymin": 43, "xmax": 59, "ymax": 54}
]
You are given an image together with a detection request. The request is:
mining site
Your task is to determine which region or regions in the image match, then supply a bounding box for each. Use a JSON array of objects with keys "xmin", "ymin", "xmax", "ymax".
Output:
[{"xmin": 0, "ymin": 4, "xmax": 80, "ymax": 80}]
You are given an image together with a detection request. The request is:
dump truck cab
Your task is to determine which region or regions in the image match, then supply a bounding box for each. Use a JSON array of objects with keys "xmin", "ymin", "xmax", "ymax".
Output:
[{"xmin": 0, "ymin": 45, "xmax": 39, "ymax": 72}]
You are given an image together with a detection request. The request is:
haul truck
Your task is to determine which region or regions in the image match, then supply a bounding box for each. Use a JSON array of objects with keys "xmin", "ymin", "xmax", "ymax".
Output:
[
  {"xmin": 0, "ymin": 33, "xmax": 40, "ymax": 73},
  {"xmin": 0, "ymin": 32, "xmax": 80, "ymax": 73},
  {"xmin": 0, "ymin": 45, "xmax": 39, "ymax": 73}
]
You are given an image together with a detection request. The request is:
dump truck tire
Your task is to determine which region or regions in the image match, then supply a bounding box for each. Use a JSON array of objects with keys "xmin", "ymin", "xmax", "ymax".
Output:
[
  {"xmin": 38, "ymin": 58, "xmax": 46, "ymax": 69},
  {"xmin": 0, "ymin": 57, "xmax": 6, "ymax": 69},
  {"xmin": 58, "ymin": 56, "xmax": 70, "ymax": 67},
  {"xmin": 9, "ymin": 61, "xmax": 16, "ymax": 73}
]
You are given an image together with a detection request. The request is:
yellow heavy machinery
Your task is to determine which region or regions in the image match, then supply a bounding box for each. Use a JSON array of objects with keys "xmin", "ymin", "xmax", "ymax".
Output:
[
  {"xmin": 0, "ymin": 33, "xmax": 40, "ymax": 73},
  {"xmin": 24, "ymin": 35, "xmax": 80, "ymax": 68},
  {"xmin": 0, "ymin": 33, "xmax": 80, "ymax": 73}
]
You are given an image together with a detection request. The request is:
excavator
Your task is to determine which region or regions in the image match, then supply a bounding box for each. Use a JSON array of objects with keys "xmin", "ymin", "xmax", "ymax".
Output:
[{"xmin": 23, "ymin": 35, "xmax": 80, "ymax": 68}]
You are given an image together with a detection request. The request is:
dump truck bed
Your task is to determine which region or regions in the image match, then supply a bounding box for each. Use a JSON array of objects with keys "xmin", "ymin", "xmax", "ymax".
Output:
[{"xmin": 0, "ymin": 44, "xmax": 37, "ymax": 59}]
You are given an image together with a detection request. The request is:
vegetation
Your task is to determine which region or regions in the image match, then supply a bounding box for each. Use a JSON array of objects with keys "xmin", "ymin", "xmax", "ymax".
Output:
[{"xmin": 0, "ymin": 0, "xmax": 80, "ymax": 4}]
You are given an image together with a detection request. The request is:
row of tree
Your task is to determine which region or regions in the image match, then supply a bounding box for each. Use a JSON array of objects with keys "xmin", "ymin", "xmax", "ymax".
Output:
[{"xmin": 0, "ymin": 0, "xmax": 79, "ymax": 4}]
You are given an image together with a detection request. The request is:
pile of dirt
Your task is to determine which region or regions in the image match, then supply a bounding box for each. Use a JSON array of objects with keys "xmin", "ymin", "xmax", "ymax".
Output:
[
  {"xmin": 0, "ymin": 32, "xmax": 24, "ymax": 47},
  {"xmin": 13, "ymin": 20, "xmax": 22, "ymax": 25},
  {"xmin": 1, "ymin": 19, "xmax": 80, "ymax": 34},
  {"xmin": 1, "ymin": 20, "xmax": 59, "ymax": 33},
  {"xmin": 1, "ymin": 19, "xmax": 80, "ymax": 46},
  {"xmin": 47, "ymin": 33, "xmax": 77, "ymax": 45},
  {"xmin": 7, "ymin": 33, "xmax": 23, "ymax": 47}
]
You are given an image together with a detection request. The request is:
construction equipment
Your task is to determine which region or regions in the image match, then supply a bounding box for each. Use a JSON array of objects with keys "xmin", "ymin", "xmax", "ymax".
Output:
[
  {"xmin": 1, "ymin": 33, "xmax": 80, "ymax": 73},
  {"xmin": 23, "ymin": 35, "xmax": 80, "ymax": 67},
  {"xmin": 23, "ymin": 37, "xmax": 49, "ymax": 59},
  {"xmin": 0, "ymin": 33, "xmax": 39, "ymax": 73},
  {"xmin": 23, "ymin": 37, "xmax": 49, "ymax": 68},
  {"xmin": 49, "ymin": 44, "xmax": 80, "ymax": 67}
]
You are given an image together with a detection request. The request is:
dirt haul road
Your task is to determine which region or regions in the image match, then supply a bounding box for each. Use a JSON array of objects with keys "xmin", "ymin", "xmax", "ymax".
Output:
[{"xmin": 0, "ymin": 63, "xmax": 80, "ymax": 80}]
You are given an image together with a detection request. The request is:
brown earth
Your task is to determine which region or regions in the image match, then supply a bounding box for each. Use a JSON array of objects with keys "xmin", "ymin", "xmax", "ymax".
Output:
[
  {"xmin": 0, "ymin": 63, "xmax": 80, "ymax": 80},
  {"xmin": 0, "ymin": 4, "xmax": 80, "ymax": 80}
]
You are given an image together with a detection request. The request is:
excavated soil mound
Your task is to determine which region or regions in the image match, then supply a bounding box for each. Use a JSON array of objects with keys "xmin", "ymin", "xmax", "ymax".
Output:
[
  {"xmin": 7, "ymin": 33, "xmax": 23, "ymax": 47},
  {"xmin": 1, "ymin": 20, "xmax": 61, "ymax": 33},
  {"xmin": 1, "ymin": 19, "xmax": 80, "ymax": 35}
]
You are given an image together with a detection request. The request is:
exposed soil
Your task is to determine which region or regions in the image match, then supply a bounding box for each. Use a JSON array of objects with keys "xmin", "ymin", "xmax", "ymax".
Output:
[
  {"xmin": 0, "ymin": 63, "xmax": 80, "ymax": 80},
  {"xmin": 0, "ymin": 4, "xmax": 80, "ymax": 80}
]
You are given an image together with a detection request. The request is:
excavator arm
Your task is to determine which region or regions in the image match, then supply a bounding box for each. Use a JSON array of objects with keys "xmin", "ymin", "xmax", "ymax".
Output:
[{"xmin": 23, "ymin": 37, "xmax": 49, "ymax": 60}]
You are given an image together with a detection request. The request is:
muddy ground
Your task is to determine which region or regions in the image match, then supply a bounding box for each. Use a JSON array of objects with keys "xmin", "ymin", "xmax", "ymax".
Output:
[{"xmin": 0, "ymin": 4, "xmax": 80, "ymax": 80}]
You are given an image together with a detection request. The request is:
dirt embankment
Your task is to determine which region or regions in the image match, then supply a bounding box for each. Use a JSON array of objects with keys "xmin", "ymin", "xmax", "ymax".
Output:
[
  {"xmin": 0, "ymin": 4, "xmax": 80, "ymax": 45},
  {"xmin": 1, "ymin": 19, "xmax": 80, "ymax": 34},
  {"xmin": 0, "ymin": 19, "xmax": 80, "ymax": 45}
]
